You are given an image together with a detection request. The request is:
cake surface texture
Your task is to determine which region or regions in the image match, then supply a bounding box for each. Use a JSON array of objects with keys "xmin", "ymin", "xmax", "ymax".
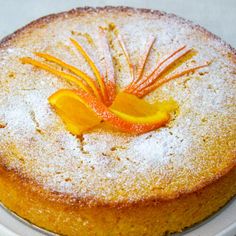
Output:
[{"xmin": 0, "ymin": 6, "xmax": 235, "ymax": 236}]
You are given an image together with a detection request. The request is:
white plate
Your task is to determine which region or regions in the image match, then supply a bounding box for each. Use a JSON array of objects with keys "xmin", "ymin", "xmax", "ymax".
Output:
[{"xmin": 0, "ymin": 197, "xmax": 235, "ymax": 236}]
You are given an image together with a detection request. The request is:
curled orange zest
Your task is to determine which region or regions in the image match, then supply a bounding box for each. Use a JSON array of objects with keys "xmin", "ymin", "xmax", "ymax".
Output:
[
  {"xmin": 35, "ymin": 52, "xmax": 101, "ymax": 99},
  {"xmin": 127, "ymin": 36, "xmax": 156, "ymax": 90},
  {"xmin": 133, "ymin": 64, "xmax": 209, "ymax": 98},
  {"xmin": 127, "ymin": 46, "xmax": 191, "ymax": 93},
  {"xmin": 116, "ymin": 33, "xmax": 135, "ymax": 83},
  {"xmin": 70, "ymin": 38, "xmax": 107, "ymax": 101},
  {"xmin": 20, "ymin": 57, "xmax": 91, "ymax": 93},
  {"xmin": 98, "ymin": 28, "xmax": 116, "ymax": 105}
]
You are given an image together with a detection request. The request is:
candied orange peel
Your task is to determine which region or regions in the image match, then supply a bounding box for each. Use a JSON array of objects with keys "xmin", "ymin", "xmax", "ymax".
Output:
[{"xmin": 20, "ymin": 26, "xmax": 208, "ymax": 135}]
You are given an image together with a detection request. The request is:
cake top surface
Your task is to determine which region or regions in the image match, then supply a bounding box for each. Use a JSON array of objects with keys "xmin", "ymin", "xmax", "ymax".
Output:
[{"xmin": 0, "ymin": 7, "xmax": 235, "ymax": 206}]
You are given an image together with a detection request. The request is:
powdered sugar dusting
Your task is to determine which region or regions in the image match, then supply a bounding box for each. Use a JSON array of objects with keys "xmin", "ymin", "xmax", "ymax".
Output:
[{"xmin": 0, "ymin": 9, "xmax": 235, "ymax": 204}]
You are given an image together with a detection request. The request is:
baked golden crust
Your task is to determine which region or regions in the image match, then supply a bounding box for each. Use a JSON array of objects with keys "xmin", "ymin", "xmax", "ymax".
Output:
[
  {"xmin": 0, "ymin": 163, "xmax": 235, "ymax": 235},
  {"xmin": 0, "ymin": 6, "xmax": 235, "ymax": 235}
]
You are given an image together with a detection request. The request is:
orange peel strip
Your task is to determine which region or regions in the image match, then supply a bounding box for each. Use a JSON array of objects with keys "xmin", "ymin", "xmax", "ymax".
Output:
[
  {"xmin": 126, "ymin": 36, "xmax": 156, "ymax": 91},
  {"xmin": 133, "ymin": 64, "xmax": 209, "ymax": 98},
  {"xmin": 98, "ymin": 28, "xmax": 116, "ymax": 105},
  {"xmin": 20, "ymin": 57, "xmax": 91, "ymax": 93},
  {"xmin": 70, "ymin": 38, "xmax": 107, "ymax": 99},
  {"xmin": 35, "ymin": 52, "xmax": 101, "ymax": 99},
  {"xmin": 129, "ymin": 46, "xmax": 191, "ymax": 93},
  {"xmin": 49, "ymin": 89, "xmax": 169, "ymax": 134},
  {"xmin": 116, "ymin": 33, "xmax": 134, "ymax": 82}
]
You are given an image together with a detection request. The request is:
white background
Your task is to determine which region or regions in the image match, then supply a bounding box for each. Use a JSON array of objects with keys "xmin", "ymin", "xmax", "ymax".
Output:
[{"xmin": 0, "ymin": 0, "xmax": 236, "ymax": 48}]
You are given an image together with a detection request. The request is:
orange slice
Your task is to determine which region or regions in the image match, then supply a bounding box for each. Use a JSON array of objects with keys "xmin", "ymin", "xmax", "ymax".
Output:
[
  {"xmin": 110, "ymin": 92, "xmax": 177, "ymax": 117},
  {"xmin": 49, "ymin": 89, "xmax": 171, "ymax": 134},
  {"xmin": 49, "ymin": 90, "xmax": 101, "ymax": 135}
]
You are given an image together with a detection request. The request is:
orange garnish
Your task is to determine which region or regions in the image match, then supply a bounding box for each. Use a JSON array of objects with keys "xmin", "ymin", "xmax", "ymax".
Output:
[
  {"xmin": 110, "ymin": 92, "xmax": 177, "ymax": 116},
  {"xmin": 126, "ymin": 46, "xmax": 191, "ymax": 93},
  {"xmin": 116, "ymin": 33, "xmax": 135, "ymax": 83},
  {"xmin": 34, "ymin": 52, "xmax": 101, "ymax": 99},
  {"xmin": 98, "ymin": 28, "xmax": 116, "ymax": 105},
  {"xmin": 0, "ymin": 123, "xmax": 6, "ymax": 128},
  {"xmin": 49, "ymin": 90, "xmax": 101, "ymax": 135},
  {"xmin": 134, "ymin": 64, "xmax": 209, "ymax": 98},
  {"xmin": 21, "ymin": 26, "xmax": 209, "ymax": 135},
  {"xmin": 20, "ymin": 57, "xmax": 91, "ymax": 93},
  {"xmin": 49, "ymin": 89, "xmax": 169, "ymax": 134},
  {"xmin": 127, "ymin": 36, "xmax": 156, "ymax": 89},
  {"xmin": 70, "ymin": 38, "xmax": 107, "ymax": 101}
]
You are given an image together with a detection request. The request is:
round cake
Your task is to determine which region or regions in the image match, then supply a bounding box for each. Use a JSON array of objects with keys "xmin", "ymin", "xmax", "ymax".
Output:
[{"xmin": 0, "ymin": 7, "xmax": 235, "ymax": 236}]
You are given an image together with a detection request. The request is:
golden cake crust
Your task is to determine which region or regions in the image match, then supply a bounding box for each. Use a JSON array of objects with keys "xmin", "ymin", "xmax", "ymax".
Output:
[
  {"xmin": 0, "ymin": 161, "xmax": 235, "ymax": 235},
  {"xmin": 0, "ymin": 6, "xmax": 235, "ymax": 235}
]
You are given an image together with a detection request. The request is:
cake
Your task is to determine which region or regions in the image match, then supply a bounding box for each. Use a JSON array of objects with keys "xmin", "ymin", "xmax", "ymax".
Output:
[{"xmin": 0, "ymin": 6, "xmax": 235, "ymax": 236}]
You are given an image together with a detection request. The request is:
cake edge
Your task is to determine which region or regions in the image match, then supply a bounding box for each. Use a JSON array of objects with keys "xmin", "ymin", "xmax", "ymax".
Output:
[
  {"xmin": 0, "ymin": 161, "xmax": 235, "ymax": 235},
  {"xmin": 0, "ymin": 6, "xmax": 236, "ymax": 56}
]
